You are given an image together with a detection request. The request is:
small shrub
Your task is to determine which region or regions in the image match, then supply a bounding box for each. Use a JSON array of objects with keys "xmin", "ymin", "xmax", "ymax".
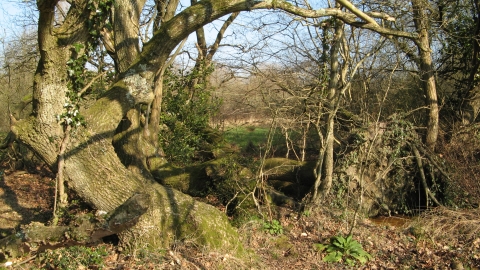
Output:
[
  {"xmin": 314, "ymin": 234, "xmax": 372, "ymax": 266},
  {"xmin": 160, "ymin": 64, "xmax": 221, "ymax": 164},
  {"xmin": 263, "ymin": 219, "xmax": 283, "ymax": 235}
]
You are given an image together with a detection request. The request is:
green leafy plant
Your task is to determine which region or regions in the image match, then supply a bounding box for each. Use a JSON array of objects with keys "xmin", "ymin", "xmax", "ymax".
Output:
[
  {"xmin": 58, "ymin": 0, "xmax": 114, "ymax": 128},
  {"xmin": 314, "ymin": 234, "xmax": 372, "ymax": 266},
  {"xmin": 39, "ymin": 245, "xmax": 109, "ymax": 270},
  {"xmin": 263, "ymin": 219, "xmax": 284, "ymax": 235}
]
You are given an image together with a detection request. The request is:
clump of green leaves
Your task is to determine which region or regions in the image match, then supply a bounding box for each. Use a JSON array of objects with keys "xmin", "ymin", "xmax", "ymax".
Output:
[
  {"xmin": 86, "ymin": 0, "xmax": 114, "ymax": 46},
  {"xmin": 263, "ymin": 219, "xmax": 284, "ymax": 235},
  {"xmin": 314, "ymin": 234, "xmax": 372, "ymax": 266},
  {"xmin": 39, "ymin": 245, "xmax": 109, "ymax": 270},
  {"xmin": 58, "ymin": 43, "xmax": 88, "ymax": 128},
  {"xmin": 58, "ymin": 0, "xmax": 114, "ymax": 128},
  {"xmin": 160, "ymin": 63, "xmax": 221, "ymax": 164}
]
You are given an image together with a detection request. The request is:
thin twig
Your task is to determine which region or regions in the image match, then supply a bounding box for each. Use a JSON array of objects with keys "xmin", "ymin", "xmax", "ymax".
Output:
[
  {"xmin": 53, "ymin": 125, "xmax": 70, "ymax": 224},
  {"xmin": 77, "ymin": 70, "xmax": 110, "ymax": 97}
]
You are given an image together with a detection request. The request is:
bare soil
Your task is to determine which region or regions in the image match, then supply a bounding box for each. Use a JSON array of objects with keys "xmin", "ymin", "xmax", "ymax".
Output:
[{"xmin": 1, "ymin": 167, "xmax": 479, "ymax": 269}]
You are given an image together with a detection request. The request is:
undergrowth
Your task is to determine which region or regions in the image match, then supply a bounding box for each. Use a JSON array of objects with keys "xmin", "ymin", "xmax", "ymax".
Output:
[
  {"xmin": 314, "ymin": 234, "xmax": 372, "ymax": 266},
  {"xmin": 36, "ymin": 245, "xmax": 109, "ymax": 270}
]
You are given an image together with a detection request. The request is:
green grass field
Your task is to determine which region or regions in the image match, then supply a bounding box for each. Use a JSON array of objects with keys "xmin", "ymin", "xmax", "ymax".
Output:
[
  {"xmin": 223, "ymin": 125, "xmax": 300, "ymax": 155},
  {"xmin": 223, "ymin": 125, "xmax": 319, "ymax": 158},
  {"xmin": 224, "ymin": 126, "xmax": 281, "ymax": 149}
]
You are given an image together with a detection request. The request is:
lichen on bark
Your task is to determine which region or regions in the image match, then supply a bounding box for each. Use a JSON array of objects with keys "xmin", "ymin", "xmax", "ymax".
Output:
[{"xmin": 122, "ymin": 68, "xmax": 155, "ymax": 105}]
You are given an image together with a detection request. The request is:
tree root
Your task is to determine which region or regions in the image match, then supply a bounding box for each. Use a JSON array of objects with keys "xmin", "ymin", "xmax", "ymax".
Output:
[{"xmin": 0, "ymin": 193, "xmax": 150, "ymax": 260}]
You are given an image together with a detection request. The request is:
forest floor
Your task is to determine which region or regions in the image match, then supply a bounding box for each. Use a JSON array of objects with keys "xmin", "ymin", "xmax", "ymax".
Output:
[{"xmin": 1, "ymin": 167, "xmax": 479, "ymax": 269}]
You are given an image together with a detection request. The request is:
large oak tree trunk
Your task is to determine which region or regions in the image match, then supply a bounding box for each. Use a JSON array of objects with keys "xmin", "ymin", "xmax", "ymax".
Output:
[{"xmin": 15, "ymin": 60, "xmax": 243, "ymax": 253}]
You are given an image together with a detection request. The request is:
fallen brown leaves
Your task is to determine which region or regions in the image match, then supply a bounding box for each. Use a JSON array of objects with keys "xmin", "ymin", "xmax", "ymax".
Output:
[{"xmin": 1, "ymin": 169, "xmax": 479, "ymax": 269}]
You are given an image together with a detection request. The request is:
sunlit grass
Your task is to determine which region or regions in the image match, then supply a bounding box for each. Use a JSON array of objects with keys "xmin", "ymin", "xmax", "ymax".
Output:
[{"xmin": 223, "ymin": 126, "xmax": 289, "ymax": 154}]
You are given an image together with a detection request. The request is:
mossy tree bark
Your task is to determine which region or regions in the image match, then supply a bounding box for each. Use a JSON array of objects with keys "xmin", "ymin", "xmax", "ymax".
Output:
[{"xmin": 108, "ymin": 0, "xmax": 159, "ymax": 175}]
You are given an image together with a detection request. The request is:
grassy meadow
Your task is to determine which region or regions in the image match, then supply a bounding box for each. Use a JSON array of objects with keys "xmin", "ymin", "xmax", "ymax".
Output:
[
  {"xmin": 223, "ymin": 125, "xmax": 317, "ymax": 158},
  {"xmin": 224, "ymin": 126, "xmax": 284, "ymax": 152}
]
